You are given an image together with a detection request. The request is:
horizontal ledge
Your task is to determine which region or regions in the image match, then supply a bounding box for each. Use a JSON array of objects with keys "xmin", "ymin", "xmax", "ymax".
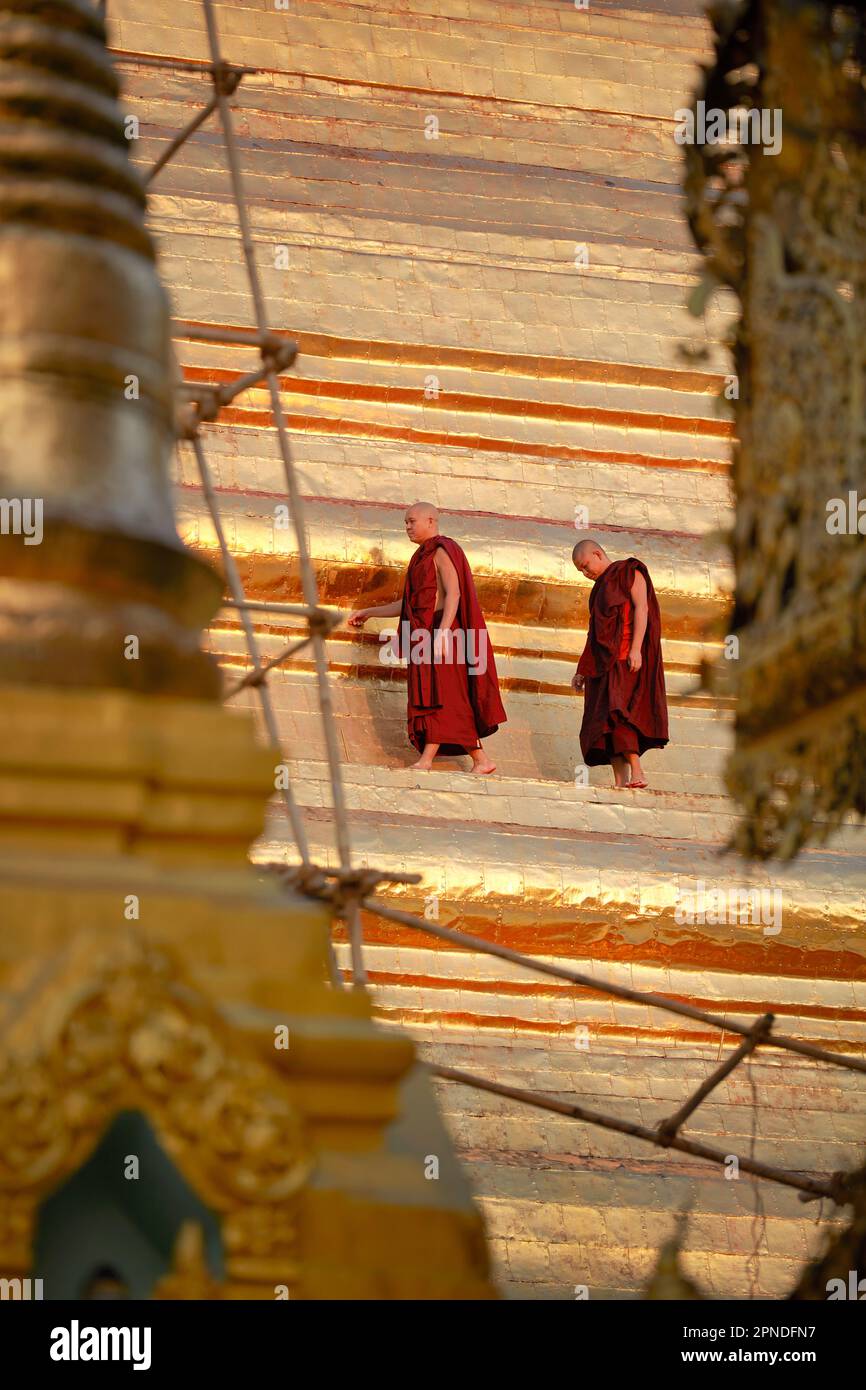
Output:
[
  {"xmin": 180, "ymin": 364, "xmax": 733, "ymax": 442},
  {"xmin": 175, "ymin": 319, "xmax": 727, "ymax": 397}
]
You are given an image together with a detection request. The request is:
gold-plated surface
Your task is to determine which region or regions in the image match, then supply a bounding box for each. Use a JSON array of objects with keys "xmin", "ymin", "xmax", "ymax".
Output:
[{"xmin": 0, "ymin": 0, "xmax": 495, "ymax": 1301}]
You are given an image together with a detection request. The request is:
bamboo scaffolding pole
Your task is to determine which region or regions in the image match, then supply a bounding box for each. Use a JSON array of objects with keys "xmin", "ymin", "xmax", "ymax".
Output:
[
  {"xmin": 199, "ymin": 0, "xmax": 363, "ymax": 985},
  {"xmin": 188, "ymin": 432, "xmax": 311, "ymax": 865},
  {"xmin": 220, "ymin": 599, "xmax": 341, "ymax": 621},
  {"xmin": 430, "ymin": 1064, "xmax": 843, "ymax": 1205},
  {"xmin": 656, "ymin": 1013, "xmax": 774, "ymax": 1142},
  {"xmin": 179, "ymin": 347, "xmax": 298, "ymax": 410},
  {"xmin": 146, "ymin": 93, "xmax": 220, "ymax": 184},
  {"xmin": 224, "ymin": 634, "xmax": 318, "ymax": 698}
]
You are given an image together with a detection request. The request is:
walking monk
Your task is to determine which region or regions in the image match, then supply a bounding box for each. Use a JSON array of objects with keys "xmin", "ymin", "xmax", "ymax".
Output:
[
  {"xmin": 348, "ymin": 503, "xmax": 506, "ymax": 772},
  {"xmin": 571, "ymin": 539, "xmax": 668, "ymax": 789}
]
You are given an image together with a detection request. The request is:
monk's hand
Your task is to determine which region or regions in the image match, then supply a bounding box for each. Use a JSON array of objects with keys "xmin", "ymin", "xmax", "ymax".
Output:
[
  {"xmin": 571, "ymin": 671, "xmax": 585, "ymax": 692},
  {"xmin": 628, "ymin": 648, "xmax": 642, "ymax": 673},
  {"xmin": 348, "ymin": 608, "xmax": 369, "ymax": 629}
]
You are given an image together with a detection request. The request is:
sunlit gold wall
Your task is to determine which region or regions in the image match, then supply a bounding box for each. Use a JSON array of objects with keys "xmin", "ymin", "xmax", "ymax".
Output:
[{"xmin": 115, "ymin": 0, "xmax": 866, "ymax": 1298}]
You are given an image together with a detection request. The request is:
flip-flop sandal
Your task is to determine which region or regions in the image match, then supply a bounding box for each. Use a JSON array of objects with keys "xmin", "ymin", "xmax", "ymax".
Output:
[{"xmin": 628, "ymin": 780, "xmax": 648, "ymax": 789}]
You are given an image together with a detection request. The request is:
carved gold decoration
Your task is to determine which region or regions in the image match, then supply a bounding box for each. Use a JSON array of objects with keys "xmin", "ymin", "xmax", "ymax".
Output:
[
  {"xmin": 688, "ymin": 0, "xmax": 866, "ymax": 857},
  {"xmin": 0, "ymin": 932, "xmax": 312, "ymax": 1288}
]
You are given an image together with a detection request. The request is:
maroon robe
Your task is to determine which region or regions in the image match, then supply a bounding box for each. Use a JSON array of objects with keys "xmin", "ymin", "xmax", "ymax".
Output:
[
  {"xmin": 577, "ymin": 557, "xmax": 668, "ymax": 766},
  {"xmin": 397, "ymin": 535, "xmax": 506, "ymax": 756}
]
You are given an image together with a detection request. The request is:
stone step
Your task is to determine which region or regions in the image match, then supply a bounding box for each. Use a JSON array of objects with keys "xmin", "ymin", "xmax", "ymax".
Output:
[
  {"xmin": 364, "ymin": 979, "xmax": 866, "ymax": 1052},
  {"xmin": 258, "ymin": 793, "xmax": 866, "ymax": 928},
  {"xmin": 288, "ymin": 766, "xmax": 743, "ymax": 841},
  {"xmin": 285, "ymin": 753, "xmax": 724, "ymax": 799},
  {"xmin": 257, "ymin": 751, "xmax": 866, "ymax": 854},
  {"xmin": 177, "ymin": 490, "xmax": 730, "ymax": 615},
  {"xmin": 206, "ymin": 611, "xmax": 723, "ymax": 666},
  {"xmin": 215, "ymin": 650, "xmax": 734, "ymax": 764},
  {"xmin": 177, "ymin": 381, "xmax": 731, "ymax": 486},
  {"xmin": 437, "ymin": 1032, "xmax": 866, "ymax": 1080},
  {"xmin": 154, "ymin": 151, "xmax": 706, "ymax": 268},
  {"xmin": 175, "ymin": 341, "xmax": 732, "ymax": 431},
  {"xmin": 343, "ymin": 945, "xmax": 866, "ymax": 1018},
  {"xmin": 159, "ymin": 210, "xmax": 737, "ymax": 374},
  {"xmin": 208, "ymin": 623, "xmax": 724, "ymax": 705},
  {"xmin": 478, "ymin": 1194, "xmax": 830, "ymax": 1300},
  {"xmin": 119, "ymin": 0, "xmax": 705, "ymax": 121},
  {"xmin": 174, "ymin": 426, "xmax": 732, "ymax": 546}
]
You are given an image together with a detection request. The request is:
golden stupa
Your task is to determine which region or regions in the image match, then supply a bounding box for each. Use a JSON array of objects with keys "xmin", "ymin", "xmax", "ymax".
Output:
[{"xmin": 0, "ymin": 0, "xmax": 491, "ymax": 1299}]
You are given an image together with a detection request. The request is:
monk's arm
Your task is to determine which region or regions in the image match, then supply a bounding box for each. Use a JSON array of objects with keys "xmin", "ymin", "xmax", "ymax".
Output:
[
  {"xmin": 629, "ymin": 571, "xmax": 648, "ymax": 670},
  {"xmin": 348, "ymin": 598, "xmax": 403, "ymax": 627},
  {"xmin": 434, "ymin": 548, "xmax": 461, "ymax": 631}
]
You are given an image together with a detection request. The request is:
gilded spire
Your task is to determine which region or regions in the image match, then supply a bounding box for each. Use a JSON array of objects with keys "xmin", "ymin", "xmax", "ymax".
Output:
[{"xmin": 0, "ymin": 0, "xmax": 221, "ymax": 696}]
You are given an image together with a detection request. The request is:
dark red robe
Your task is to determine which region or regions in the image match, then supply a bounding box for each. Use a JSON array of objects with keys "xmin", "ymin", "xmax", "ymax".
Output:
[
  {"xmin": 397, "ymin": 535, "xmax": 507, "ymax": 756},
  {"xmin": 577, "ymin": 557, "xmax": 668, "ymax": 766}
]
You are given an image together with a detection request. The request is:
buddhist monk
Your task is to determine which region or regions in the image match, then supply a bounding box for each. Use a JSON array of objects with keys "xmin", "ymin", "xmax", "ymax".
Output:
[
  {"xmin": 571, "ymin": 539, "xmax": 668, "ymax": 789},
  {"xmin": 348, "ymin": 502, "xmax": 506, "ymax": 772}
]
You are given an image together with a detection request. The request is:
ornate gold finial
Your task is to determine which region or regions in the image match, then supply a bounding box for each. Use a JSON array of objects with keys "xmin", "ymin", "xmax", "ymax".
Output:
[
  {"xmin": 644, "ymin": 1213, "xmax": 705, "ymax": 1300},
  {"xmin": 0, "ymin": 0, "xmax": 221, "ymax": 696},
  {"xmin": 153, "ymin": 1222, "xmax": 223, "ymax": 1301}
]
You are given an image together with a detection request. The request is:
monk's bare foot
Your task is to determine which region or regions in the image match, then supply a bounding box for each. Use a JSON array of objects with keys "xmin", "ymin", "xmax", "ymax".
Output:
[
  {"xmin": 468, "ymin": 748, "xmax": 496, "ymax": 775},
  {"xmin": 612, "ymin": 754, "xmax": 630, "ymax": 788},
  {"xmin": 409, "ymin": 758, "xmax": 435, "ymax": 772},
  {"xmin": 625, "ymin": 755, "xmax": 647, "ymax": 788}
]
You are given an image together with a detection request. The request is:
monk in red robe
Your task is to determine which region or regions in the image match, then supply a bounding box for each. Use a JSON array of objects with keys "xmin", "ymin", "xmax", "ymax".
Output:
[
  {"xmin": 349, "ymin": 502, "xmax": 506, "ymax": 772},
  {"xmin": 571, "ymin": 539, "xmax": 668, "ymax": 788}
]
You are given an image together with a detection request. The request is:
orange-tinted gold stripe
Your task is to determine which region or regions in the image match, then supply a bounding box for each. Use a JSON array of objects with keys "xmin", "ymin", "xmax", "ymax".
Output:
[
  {"xmin": 195, "ymin": 551, "xmax": 728, "ymax": 639},
  {"xmin": 368, "ymin": 1005, "xmax": 866, "ymax": 1053},
  {"xmin": 351, "ymin": 911, "xmax": 866, "ymax": 981},
  {"xmin": 177, "ymin": 318, "xmax": 726, "ymax": 396},
  {"xmin": 182, "ymin": 364, "xmax": 733, "ymax": 440},
  {"xmin": 357, "ymin": 968, "xmax": 866, "ymax": 1027}
]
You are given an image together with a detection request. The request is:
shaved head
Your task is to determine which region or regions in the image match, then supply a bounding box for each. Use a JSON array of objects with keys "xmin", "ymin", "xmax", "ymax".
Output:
[
  {"xmin": 572, "ymin": 538, "xmax": 606, "ymax": 563},
  {"xmin": 404, "ymin": 500, "xmax": 440, "ymax": 545},
  {"xmin": 407, "ymin": 500, "xmax": 439, "ymax": 523},
  {"xmin": 572, "ymin": 538, "xmax": 610, "ymax": 580}
]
